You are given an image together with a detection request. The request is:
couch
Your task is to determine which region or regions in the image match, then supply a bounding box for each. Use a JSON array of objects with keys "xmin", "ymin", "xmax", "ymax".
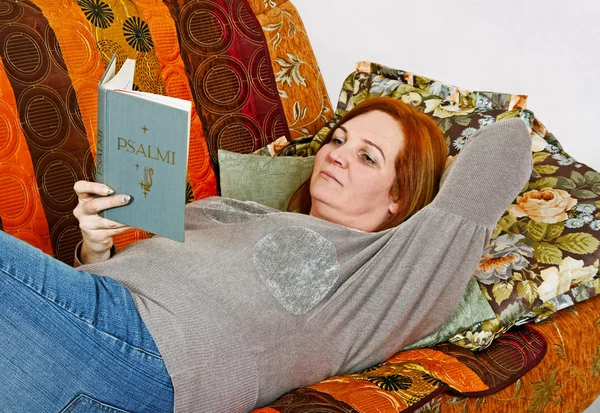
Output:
[{"xmin": 0, "ymin": 0, "xmax": 598, "ymax": 411}]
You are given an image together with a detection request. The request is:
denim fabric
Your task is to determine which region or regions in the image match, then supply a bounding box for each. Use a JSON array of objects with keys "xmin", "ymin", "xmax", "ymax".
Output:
[{"xmin": 0, "ymin": 231, "xmax": 174, "ymax": 412}]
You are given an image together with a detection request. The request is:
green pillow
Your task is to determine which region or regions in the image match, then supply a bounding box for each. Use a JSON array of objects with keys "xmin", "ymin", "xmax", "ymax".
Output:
[
  {"xmin": 402, "ymin": 277, "xmax": 495, "ymax": 350},
  {"xmin": 218, "ymin": 149, "xmax": 314, "ymax": 211}
]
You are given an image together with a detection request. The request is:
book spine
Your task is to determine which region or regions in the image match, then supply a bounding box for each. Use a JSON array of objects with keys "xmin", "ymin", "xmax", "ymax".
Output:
[{"xmin": 96, "ymin": 84, "xmax": 109, "ymax": 219}]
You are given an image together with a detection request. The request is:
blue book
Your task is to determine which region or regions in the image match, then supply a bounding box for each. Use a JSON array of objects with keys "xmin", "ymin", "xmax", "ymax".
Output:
[{"xmin": 96, "ymin": 55, "xmax": 191, "ymax": 242}]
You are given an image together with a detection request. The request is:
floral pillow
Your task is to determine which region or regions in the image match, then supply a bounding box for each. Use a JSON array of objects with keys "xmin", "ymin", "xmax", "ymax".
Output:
[
  {"xmin": 446, "ymin": 114, "xmax": 599, "ymax": 350},
  {"xmin": 311, "ymin": 61, "xmax": 600, "ymax": 350},
  {"xmin": 299, "ymin": 61, "xmax": 528, "ymax": 156}
]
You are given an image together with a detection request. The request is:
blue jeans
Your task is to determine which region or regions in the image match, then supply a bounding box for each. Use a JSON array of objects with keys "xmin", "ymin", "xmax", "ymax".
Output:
[{"xmin": 0, "ymin": 231, "xmax": 174, "ymax": 412}]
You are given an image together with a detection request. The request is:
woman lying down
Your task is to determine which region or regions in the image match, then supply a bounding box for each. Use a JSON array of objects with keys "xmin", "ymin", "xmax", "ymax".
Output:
[{"xmin": 0, "ymin": 97, "xmax": 532, "ymax": 412}]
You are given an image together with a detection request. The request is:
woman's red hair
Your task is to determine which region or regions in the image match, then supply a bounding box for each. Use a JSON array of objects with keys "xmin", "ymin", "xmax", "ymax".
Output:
[{"xmin": 288, "ymin": 96, "xmax": 448, "ymax": 231}]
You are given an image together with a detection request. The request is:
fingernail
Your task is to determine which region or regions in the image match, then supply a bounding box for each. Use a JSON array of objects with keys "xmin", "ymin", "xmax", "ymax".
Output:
[
  {"xmin": 105, "ymin": 186, "xmax": 115, "ymax": 195},
  {"xmin": 123, "ymin": 195, "xmax": 131, "ymax": 204}
]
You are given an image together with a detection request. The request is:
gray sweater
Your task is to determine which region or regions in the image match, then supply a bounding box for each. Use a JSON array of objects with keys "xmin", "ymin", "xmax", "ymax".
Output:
[{"xmin": 80, "ymin": 119, "xmax": 532, "ymax": 412}]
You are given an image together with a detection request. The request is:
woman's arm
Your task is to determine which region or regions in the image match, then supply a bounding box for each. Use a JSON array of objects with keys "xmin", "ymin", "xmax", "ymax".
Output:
[{"xmin": 430, "ymin": 118, "xmax": 533, "ymax": 229}]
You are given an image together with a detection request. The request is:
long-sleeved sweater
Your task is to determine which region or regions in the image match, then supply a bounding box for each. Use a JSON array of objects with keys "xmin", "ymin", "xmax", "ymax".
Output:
[{"xmin": 79, "ymin": 118, "xmax": 533, "ymax": 412}]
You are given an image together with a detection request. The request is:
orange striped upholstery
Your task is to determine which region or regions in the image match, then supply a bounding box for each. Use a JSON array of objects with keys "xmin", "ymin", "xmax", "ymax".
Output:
[{"xmin": 0, "ymin": 0, "xmax": 329, "ymax": 264}]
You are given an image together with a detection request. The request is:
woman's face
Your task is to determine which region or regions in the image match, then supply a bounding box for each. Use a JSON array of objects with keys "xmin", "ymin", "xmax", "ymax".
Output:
[{"xmin": 309, "ymin": 110, "xmax": 404, "ymax": 231}]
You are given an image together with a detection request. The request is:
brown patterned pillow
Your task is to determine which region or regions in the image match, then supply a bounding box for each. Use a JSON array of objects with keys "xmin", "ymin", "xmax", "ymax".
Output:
[{"xmin": 302, "ymin": 61, "xmax": 528, "ymax": 156}]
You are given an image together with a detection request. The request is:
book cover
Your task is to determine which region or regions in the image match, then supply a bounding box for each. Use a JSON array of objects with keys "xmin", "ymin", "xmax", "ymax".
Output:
[{"xmin": 96, "ymin": 55, "xmax": 191, "ymax": 242}]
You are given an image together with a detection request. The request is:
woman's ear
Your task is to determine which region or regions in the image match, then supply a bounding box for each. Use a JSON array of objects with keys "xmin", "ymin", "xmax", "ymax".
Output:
[{"xmin": 388, "ymin": 201, "xmax": 400, "ymax": 215}]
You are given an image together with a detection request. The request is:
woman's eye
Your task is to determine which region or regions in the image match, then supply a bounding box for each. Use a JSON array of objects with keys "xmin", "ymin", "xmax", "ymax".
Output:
[
  {"xmin": 331, "ymin": 137, "xmax": 345, "ymax": 145},
  {"xmin": 361, "ymin": 153, "xmax": 376, "ymax": 166}
]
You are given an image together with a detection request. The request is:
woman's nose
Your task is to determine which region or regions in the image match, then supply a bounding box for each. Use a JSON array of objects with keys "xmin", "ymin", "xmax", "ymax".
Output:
[{"xmin": 328, "ymin": 146, "xmax": 348, "ymax": 167}]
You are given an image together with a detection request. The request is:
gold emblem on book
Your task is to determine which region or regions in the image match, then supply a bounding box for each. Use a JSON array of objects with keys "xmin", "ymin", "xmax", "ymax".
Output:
[{"xmin": 139, "ymin": 167, "xmax": 154, "ymax": 198}]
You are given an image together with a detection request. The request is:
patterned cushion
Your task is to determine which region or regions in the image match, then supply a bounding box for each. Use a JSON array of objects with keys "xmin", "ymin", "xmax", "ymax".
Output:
[
  {"xmin": 0, "ymin": 0, "xmax": 330, "ymax": 265},
  {"xmin": 310, "ymin": 62, "xmax": 600, "ymax": 350},
  {"xmin": 415, "ymin": 295, "xmax": 600, "ymax": 413},
  {"xmin": 0, "ymin": 0, "xmax": 174, "ymax": 263},
  {"xmin": 254, "ymin": 294, "xmax": 600, "ymax": 413},
  {"xmin": 252, "ymin": 325, "xmax": 547, "ymax": 413},
  {"xmin": 249, "ymin": 0, "xmax": 333, "ymax": 142},
  {"xmin": 302, "ymin": 61, "xmax": 528, "ymax": 156},
  {"xmin": 457, "ymin": 117, "xmax": 600, "ymax": 349},
  {"xmin": 163, "ymin": 0, "xmax": 290, "ymax": 176}
]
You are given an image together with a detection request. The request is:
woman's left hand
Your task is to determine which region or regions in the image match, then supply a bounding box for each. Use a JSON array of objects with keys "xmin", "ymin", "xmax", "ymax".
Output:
[{"xmin": 73, "ymin": 180, "xmax": 132, "ymax": 264}]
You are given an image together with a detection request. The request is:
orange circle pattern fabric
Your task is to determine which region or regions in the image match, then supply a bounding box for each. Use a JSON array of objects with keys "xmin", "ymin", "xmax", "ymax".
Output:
[
  {"xmin": 0, "ymin": 0, "xmax": 300, "ymax": 264},
  {"xmin": 0, "ymin": 0, "xmax": 96, "ymax": 264},
  {"xmin": 0, "ymin": 57, "xmax": 54, "ymax": 256}
]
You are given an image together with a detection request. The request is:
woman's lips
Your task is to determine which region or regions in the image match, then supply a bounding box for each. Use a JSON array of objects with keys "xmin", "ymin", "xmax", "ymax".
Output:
[{"xmin": 320, "ymin": 170, "xmax": 341, "ymax": 185}]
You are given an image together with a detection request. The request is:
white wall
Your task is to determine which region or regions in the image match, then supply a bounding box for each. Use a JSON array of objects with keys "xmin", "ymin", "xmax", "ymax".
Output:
[{"xmin": 292, "ymin": 0, "xmax": 600, "ymax": 171}]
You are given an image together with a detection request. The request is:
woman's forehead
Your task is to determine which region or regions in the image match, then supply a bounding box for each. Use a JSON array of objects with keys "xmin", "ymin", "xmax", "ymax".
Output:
[{"xmin": 340, "ymin": 111, "xmax": 404, "ymax": 149}]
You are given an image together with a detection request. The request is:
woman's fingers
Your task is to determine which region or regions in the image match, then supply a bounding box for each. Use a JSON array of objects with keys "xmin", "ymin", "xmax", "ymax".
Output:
[
  {"xmin": 81, "ymin": 216, "xmax": 129, "ymax": 232},
  {"xmin": 73, "ymin": 180, "xmax": 130, "ymax": 218},
  {"xmin": 101, "ymin": 217, "xmax": 129, "ymax": 230},
  {"xmin": 82, "ymin": 224, "xmax": 132, "ymax": 245},
  {"xmin": 80, "ymin": 194, "xmax": 131, "ymax": 216},
  {"xmin": 74, "ymin": 180, "xmax": 114, "ymax": 200}
]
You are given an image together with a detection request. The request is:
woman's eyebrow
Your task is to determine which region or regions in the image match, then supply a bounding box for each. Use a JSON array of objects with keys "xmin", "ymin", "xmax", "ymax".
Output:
[
  {"xmin": 362, "ymin": 138, "xmax": 385, "ymax": 162},
  {"xmin": 338, "ymin": 125, "xmax": 386, "ymax": 162}
]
